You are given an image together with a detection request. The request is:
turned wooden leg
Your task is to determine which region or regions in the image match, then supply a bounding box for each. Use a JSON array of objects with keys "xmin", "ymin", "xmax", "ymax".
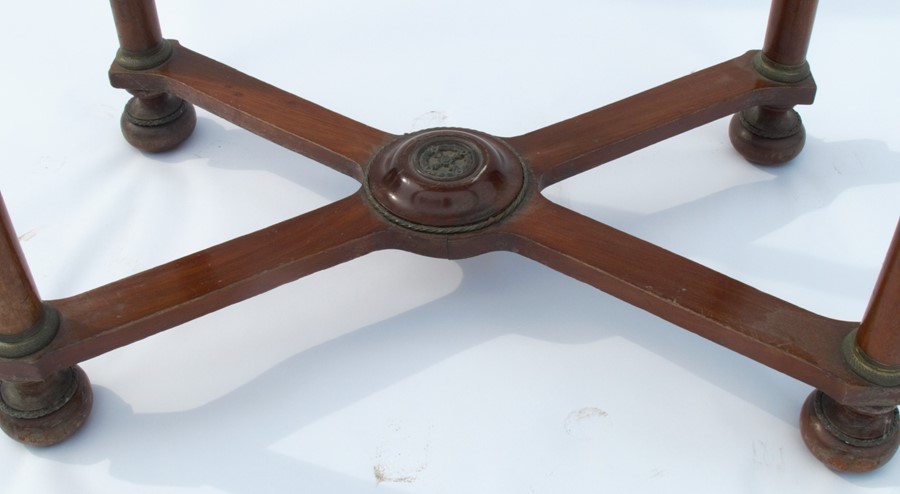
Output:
[
  {"xmin": 730, "ymin": 0, "xmax": 818, "ymax": 165},
  {"xmin": 801, "ymin": 221, "xmax": 900, "ymax": 472},
  {"xmin": 110, "ymin": 0, "xmax": 196, "ymax": 152},
  {"xmin": 0, "ymin": 194, "xmax": 92, "ymax": 446},
  {"xmin": 846, "ymin": 221, "xmax": 900, "ymax": 387}
]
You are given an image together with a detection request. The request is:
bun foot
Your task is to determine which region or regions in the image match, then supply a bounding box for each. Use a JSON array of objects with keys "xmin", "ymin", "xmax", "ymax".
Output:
[
  {"xmin": 800, "ymin": 390, "xmax": 900, "ymax": 473},
  {"xmin": 729, "ymin": 105, "xmax": 805, "ymax": 165},
  {"xmin": 0, "ymin": 366, "xmax": 93, "ymax": 447},
  {"xmin": 121, "ymin": 93, "xmax": 196, "ymax": 153}
]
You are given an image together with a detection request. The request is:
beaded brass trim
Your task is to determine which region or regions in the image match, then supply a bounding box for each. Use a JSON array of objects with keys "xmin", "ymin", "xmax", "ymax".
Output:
[
  {"xmin": 843, "ymin": 329, "xmax": 900, "ymax": 387},
  {"xmin": 0, "ymin": 304, "xmax": 60, "ymax": 359}
]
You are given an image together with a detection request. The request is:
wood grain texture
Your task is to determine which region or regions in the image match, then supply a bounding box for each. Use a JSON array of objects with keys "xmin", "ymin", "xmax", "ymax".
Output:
[
  {"xmin": 507, "ymin": 51, "xmax": 816, "ymax": 188},
  {"xmin": 764, "ymin": 0, "xmax": 819, "ymax": 66},
  {"xmin": 110, "ymin": 42, "xmax": 394, "ymax": 181},
  {"xmin": 498, "ymin": 196, "xmax": 900, "ymax": 407},
  {"xmin": 4, "ymin": 2, "xmax": 898, "ymax": 470},
  {"xmin": 109, "ymin": 0, "xmax": 164, "ymax": 54},
  {"xmin": 0, "ymin": 194, "xmax": 396, "ymax": 380},
  {"xmin": 857, "ymin": 219, "xmax": 900, "ymax": 366},
  {"xmin": 0, "ymin": 193, "xmax": 43, "ymax": 336}
]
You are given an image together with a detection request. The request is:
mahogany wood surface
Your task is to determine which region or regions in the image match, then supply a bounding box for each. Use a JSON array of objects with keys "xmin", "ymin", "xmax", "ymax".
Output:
[
  {"xmin": 509, "ymin": 51, "xmax": 816, "ymax": 188},
  {"xmin": 109, "ymin": 44, "xmax": 394, "ymax": 181},
  {"xmin": 0, "ymin": 0, "xmax": 897, "ymax": 475},
  {"xmin": 0, "ymin": 193, "xmax": 43, "ymax": 336},
  {"xmin": 763, "ymin": 0, "xmax": 820, "ymax": 66},
  {"xmin": 0, "ymin": 194, "xmax": 394, "ymax": 381},
  {"xmin": 501, "ymin": 196, "xmax": 894, "ymax": 406},
  {"xmin": 9, "ymin": 35, "xmax": 898, "ymax": 408},
  {"xmin": 109, "ymin": 0, "xmax": 164, "ymax": 54},
  {"xmin": 857, "ymin": 220, "xmax": 900, "ymax": 366}
]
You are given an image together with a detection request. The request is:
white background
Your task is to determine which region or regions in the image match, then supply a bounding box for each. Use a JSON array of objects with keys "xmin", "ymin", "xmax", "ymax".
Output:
[{"xmin": 1, "ymin": 1, "xmax": 899, "ymax": 492}]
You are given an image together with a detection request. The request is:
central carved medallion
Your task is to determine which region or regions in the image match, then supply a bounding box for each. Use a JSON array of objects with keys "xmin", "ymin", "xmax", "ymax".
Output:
[
  {"xmin": 413, "ymin": 140, "xmax": 479, "ymax": 181},
  {"xmin": 365, "ymin": 128, "xmax": 526, "ymax": 232}
]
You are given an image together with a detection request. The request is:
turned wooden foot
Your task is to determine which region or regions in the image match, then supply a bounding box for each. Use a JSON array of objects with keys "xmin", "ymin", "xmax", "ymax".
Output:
[
  {"xmin": 0, "ymin": 366, "xmax": 93, "ymax": 447},
  {"xmin": 800, "ymin": 390, "xmax": 900, "ymax": 473},
  {"xmin": 120, "ymin": 92, "xmax": 197, "ymax": 153},
  {"xmin": 1, "ymin": 195, "xmax": 94, "ymax": 447},
  {"xmin": 111, "ymin": 1, "xmax": 196, "ymax": 153},
  {"xmin": 729, "ymin": 105, "xmax": 806, "ymax": 165},
  {"xmin": 728, "ymin": 0, "xmax": 817, "ymax": 166}
]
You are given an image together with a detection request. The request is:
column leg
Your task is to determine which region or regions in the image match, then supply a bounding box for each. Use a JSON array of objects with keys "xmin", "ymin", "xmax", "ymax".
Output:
[
  {"xmin": 799, "ymin": 221, "xmax": 900, "ymax": 472},
  {"xmin": 0, "ymin": 193, "xmax": 92, "ymax": 446},
  {"xmin": 849, "ymin": 220, "xmax": 900, "ymax": 381},
  {"xmin": 110, "ymin": 0, "xmax": 196, "ymax": 153},
  {"xmin": 729, "ymin": 0, "xmax": 818, "ymax": 165}
]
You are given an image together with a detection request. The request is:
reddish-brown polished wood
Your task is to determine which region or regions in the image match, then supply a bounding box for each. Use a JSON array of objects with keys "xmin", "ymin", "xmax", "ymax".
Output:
[
  {"xmin": 367, "ymin": 128, "xmax": 526, "ymax": 229},
  {"xmin": 0, "ymin": 194, "xmax": 398, "ymax": 381},
  {"xmin": 0, "ymin": 366, "xmax": 92, "ymax": 446},
  {"xmin": 801, "ymin": 390, "xmax": 899, "ymax": 473},
  {"xmin": 857, "ymin": 220, "xmax": 900, "ymax": 367},
  {"xmin": 1, "ymin": 196, "xmax": 94, "ymax": 446},
  {"xmin": 109, "ymin": 0, "xmax": 165, "ymax": 54},
  {"xmin": 120, "ymin": 92, "xmax": 197, "ymax": 152},
  {"xmin": 728, "ymin": 105, "xmax": 806, "ymax": 165},
  {"xmin": 109, "ymin": 43, "xmax": 394, "ymax": 181},
  {"xmin": 0, "ymin": 194, "xmax": 43, "ymax": 336},
  {"xmin": 110, "ymin": 1, "xmax": 198, "ymax": 153},
  {"xmin": 728, "ymin": 1, "xmax": 817, "ymax": 166},
  {"xmin": 510, "ymin": 51, "xmax": 816, "ymax": 187},
  {"xmin": 763, "ymin": 0, "xmax": 819, "ymax": 66},
  {"xmin": 497, "ymin": 196, "xmax": 900, "ymax": 407},
  {"xmin": 1, "ymin": 0, "xmax": 896, "ymax": 472}
]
